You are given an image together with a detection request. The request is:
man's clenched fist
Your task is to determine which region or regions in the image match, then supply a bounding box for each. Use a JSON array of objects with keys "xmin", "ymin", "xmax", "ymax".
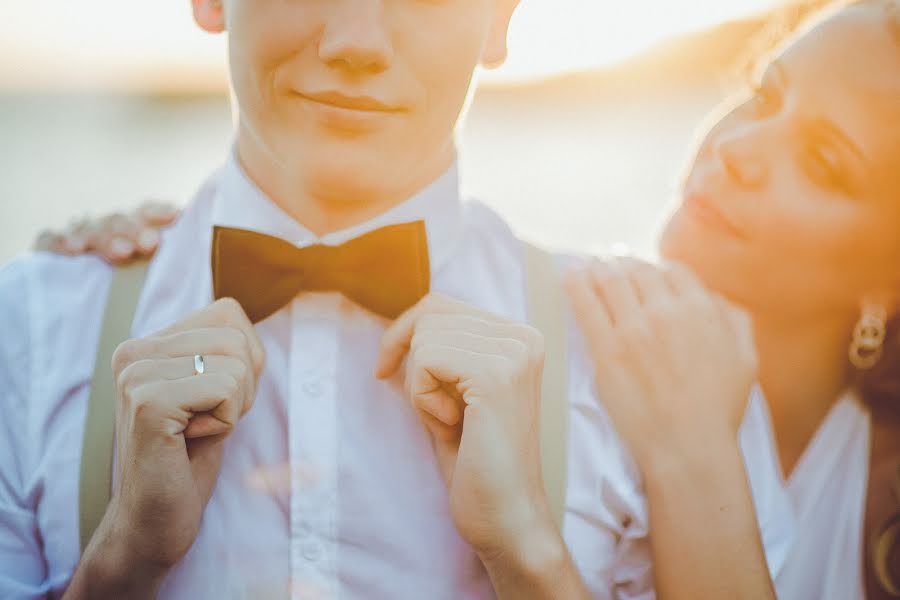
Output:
[
  {"xmin": 70, "ymin": 298, "xmax": 264, "ymax": 599},
  {"xmin": 376, "ymin": 294, "xmax": 553, "ymax": 558}
]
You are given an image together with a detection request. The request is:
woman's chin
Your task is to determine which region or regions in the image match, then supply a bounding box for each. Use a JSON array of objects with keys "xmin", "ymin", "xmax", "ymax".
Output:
[{"xmin": 659, "ymin": 211, "xmax": 738, "ymax": 297}]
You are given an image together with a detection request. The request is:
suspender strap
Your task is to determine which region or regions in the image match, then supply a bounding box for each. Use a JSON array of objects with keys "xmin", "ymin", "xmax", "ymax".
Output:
[
  {"xmin": 523, "ymin": 242, "xmax": 570, "ymax": 527},
  {"xmin": 79, "ymin": 262, "xmax": 149, "ymax": 554}
]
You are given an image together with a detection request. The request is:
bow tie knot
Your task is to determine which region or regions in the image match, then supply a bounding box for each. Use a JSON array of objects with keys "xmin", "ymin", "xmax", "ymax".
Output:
[{"xmin": 211, "ymin": 221, "xmax": 430, "ymax": 323}]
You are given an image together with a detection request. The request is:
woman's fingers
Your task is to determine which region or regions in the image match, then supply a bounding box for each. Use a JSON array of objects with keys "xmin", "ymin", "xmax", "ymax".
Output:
[
  {"xmin": 31, "ymin": 201, "xmax": 179, "ymax": 263},
  {"xmin": 565, "ymin": 266, "xmax": 613, "ymax": 350},
  {"xmin": 137, "ymin": 200, "xmax": 180, "ymax": 227},
  {"xmin": 618, "ymin": 257, "xmax": 671, "ymax": 306},
  {"xmin": 34, "ymin": 230, "xmax": 65, "ymax": 253},
  {"xmin": 589, "ymin": 259, "xmax": 643, "ymax": 326}
]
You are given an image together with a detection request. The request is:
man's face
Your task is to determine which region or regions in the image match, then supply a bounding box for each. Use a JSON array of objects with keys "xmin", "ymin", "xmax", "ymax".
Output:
[{"xmin": 202, "ymin": 0, "xmax": 514, "ymax": 206}]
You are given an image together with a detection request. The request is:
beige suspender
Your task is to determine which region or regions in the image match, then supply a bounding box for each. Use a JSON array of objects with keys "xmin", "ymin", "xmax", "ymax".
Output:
[
  {"xmin": 79, "ymin": 262, "xmax": 149, "ymax": 554},
  {"xmin": 522, "ymin": 242, "xmax": 570, "ymax": 528},
  {"xmin": 78, "ymin": 243, "xmax": 570, "ymax": 554}
]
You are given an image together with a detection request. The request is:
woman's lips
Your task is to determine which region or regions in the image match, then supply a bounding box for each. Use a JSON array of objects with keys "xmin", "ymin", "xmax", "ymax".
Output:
[{"xmin": 681, "ymin": 192, "xmax": 749, "ymax": 240}]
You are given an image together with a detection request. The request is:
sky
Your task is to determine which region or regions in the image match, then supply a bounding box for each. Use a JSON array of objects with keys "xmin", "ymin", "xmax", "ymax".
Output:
[{"xmin": 0, "ymin": 0, "xmax": 784, "ymax": 91}]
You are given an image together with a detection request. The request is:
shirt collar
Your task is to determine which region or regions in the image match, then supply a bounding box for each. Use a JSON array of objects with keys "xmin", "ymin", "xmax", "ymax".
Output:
[{"xmin": 211, "ymin": 150, "xmax": 464, "ymax": 275}]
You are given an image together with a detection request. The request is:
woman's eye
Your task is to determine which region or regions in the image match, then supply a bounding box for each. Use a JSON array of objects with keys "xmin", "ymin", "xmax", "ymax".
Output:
[{"xmin": 805, "ymin": 144, "xmax": 847, "ymax": 191}]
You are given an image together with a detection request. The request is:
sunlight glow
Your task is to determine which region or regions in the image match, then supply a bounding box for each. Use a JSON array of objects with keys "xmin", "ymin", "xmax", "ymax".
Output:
[{"xmin": 0, "ymin": 0, "xmax": 784, "ymax": 91}]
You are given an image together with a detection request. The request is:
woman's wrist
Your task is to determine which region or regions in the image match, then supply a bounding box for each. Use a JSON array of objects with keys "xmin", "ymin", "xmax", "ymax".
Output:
[{"xmin": 637, "ymin": 429, "xmax": 743, "ymax": 485}]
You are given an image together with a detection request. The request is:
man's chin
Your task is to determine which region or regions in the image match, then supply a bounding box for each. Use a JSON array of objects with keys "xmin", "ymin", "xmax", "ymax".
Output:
[{"xmin": 301, "ymin": 159, "xmax": 401, "ymax": 204}]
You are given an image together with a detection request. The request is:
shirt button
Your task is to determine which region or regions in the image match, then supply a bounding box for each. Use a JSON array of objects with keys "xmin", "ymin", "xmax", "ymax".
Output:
[
  {"xmin": 301, "ymin": 540, "xmax": 322, "ymax": 562},
  {"xmin": 302, "ymin": 380, "xmax": 323, "ymax": 397}
]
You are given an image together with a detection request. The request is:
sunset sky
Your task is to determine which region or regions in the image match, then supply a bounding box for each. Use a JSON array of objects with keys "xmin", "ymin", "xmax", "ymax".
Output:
[{"xmin": 1, "ymin": 0, "xmax": 783, "ymax": 92}]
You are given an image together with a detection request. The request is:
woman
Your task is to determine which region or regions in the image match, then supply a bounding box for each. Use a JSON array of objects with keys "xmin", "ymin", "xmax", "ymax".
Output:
[
  {"xmin": 41, "ymin": 0, "xmax": 900, "ymax": 597},
  {"xmin": 567, "ymin": 0, "xmax": 900, "ymax": 597}
]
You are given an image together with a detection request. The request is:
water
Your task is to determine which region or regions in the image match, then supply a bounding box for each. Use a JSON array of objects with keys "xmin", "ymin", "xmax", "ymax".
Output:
[{"xmin": 0, "ymin": 78, "xmax": 725, "ymax": 264}]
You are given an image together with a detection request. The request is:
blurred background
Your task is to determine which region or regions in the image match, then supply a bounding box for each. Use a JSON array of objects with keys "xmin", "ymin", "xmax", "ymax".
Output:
[{"xmin": 0, "ymin": 0, "xmax": 811, "ymax": 263}]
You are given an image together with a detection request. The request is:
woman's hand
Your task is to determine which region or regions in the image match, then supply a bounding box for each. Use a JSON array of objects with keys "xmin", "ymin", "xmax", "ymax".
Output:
[
  {"xmin": 34, "ymin": 201, "xmax": 179, "ymax": 264},
  {"xmin": 566, "ymin": 257, "xmax": 774, "ymax": 600},
  {"xmin": 565, "ymin": 257, "xmax": 757, "ymax": 472}
]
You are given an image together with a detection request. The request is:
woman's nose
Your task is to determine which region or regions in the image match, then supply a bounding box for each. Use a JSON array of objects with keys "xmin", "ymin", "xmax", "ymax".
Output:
[
  {"xmin": 319, "ymin": 2, "xmax": 394, "ymax": 74},
  {"xmin": 713, "ymin": 125, "xmax": 767, "ymax": 190}
]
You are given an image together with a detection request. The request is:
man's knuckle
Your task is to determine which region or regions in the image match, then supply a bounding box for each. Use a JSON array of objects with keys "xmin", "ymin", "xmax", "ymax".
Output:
[
  {"xmin": 213, "ymin": 297, "xmax": 248, "ymax": 324},
  {"xmin": 221, "ymin": 374, "xmax": 241, "ymax": 400},
  {"xmin": 111, "ymin": 339, "xmax": 143, "ymax": 373},
  {"xmin": 129, "ymin": 384, "xmax": 157, "ymax": 416},
  {"xmin": 220, "ymin": 327, "xmax": 248, "ymax": 355}
]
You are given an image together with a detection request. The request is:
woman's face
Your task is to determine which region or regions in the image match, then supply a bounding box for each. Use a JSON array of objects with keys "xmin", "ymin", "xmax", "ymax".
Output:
[{"xmin": 661, "ymin": 4, "xmax": 900, "ymax": 319}]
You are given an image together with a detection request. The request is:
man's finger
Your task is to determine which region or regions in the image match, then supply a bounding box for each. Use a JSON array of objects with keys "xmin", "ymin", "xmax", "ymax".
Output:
[
  {"xmin": 130, "ymin": 372, "xmax": 242, "ymax": 438},
  {"xmin": 119, "ymin": 351, "xmax": 256, "ymax": 418},
  {"xmin": 411, "ymin": 328, "xmax": 529, "ymax": 362},
  {"xmin": 375, "ymin": 294, "xmax": 475, "ymax": 379},
  {"xmin": 156, "ymin": 298, "xmax": 265, "ymax": 375}
]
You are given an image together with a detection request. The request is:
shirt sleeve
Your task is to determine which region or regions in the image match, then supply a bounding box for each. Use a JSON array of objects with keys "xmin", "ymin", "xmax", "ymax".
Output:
[
  {"xmin": 0, "ymin": 257, "xmax": 51, "ymax": 598},
  {"xmin": 562, "ymin": 316, "xmax": 656, "ymax": 599}
]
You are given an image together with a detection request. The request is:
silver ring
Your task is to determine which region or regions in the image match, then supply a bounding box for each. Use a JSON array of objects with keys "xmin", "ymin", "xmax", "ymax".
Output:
[{"xmin": 193, "ymin": 354, "xmax": 206, "ymax": 375}]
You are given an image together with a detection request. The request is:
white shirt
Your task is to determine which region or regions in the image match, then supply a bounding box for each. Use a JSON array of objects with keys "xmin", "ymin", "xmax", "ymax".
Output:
[
  {"xmin": 0, "ymin": 154, "xmax": 793, "ymax": 599},
  {"xmin": 772, "ymin": 391, "xmax": 870, "ymax": 600}
]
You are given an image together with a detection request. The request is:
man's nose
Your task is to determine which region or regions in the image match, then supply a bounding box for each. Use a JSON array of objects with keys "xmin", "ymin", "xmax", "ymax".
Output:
[
  {"xmin": 319, "ymin": 1, "xmax": 394, "ymax": 74},
  {"xmin": 713, "ymin": 124, "xmax": 767, "ymax": 190}
]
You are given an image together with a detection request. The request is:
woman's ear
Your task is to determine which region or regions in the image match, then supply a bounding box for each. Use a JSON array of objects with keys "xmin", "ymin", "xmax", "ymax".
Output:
[
  {"xmin": 192, "ymin": 0, "xmax": 226, "ymax": 34},
  {"xmin": 480, "ymin": 0, "xmax": 520, "ymax": 69}
]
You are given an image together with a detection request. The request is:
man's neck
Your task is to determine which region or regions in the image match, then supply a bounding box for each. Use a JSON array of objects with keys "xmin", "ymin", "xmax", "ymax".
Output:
[
  {"xmin": 235, "ymin": 131, "xmax": 456, "ymax": 237},
  {"xmin": 753, "ymin": 309, "xmax": 855, "ymax": 478}
]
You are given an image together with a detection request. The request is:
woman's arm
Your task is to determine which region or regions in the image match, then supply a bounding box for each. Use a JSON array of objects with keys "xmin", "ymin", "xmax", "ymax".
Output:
[
  {"xmin": 566, "ymin": 257, "xmax": 775, "ymax": 600},
  {"xmin": 642, "ymin": 436, "xmax": 775, "ymax": 600}
]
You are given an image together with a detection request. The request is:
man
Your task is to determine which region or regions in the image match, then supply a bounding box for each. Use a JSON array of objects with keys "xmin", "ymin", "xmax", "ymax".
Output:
[{"xmin": 0, "ymin": 1, "xmax": 792, "ymax": 598}]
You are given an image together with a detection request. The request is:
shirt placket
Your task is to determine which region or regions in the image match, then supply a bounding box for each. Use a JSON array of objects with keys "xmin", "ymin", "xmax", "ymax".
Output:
[{"xmin": 289, "ymin": 298, "xmax": 340, "ymax": 600}]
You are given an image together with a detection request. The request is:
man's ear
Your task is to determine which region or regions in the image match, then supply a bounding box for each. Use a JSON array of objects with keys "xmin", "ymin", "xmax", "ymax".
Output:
[
  {"xmin": 480, "ymin": 0, "xmax": 519, "ymax": 69},
  {"xmin": 192, "ymin": 0, "xmax": 226, "ymax": 34}
]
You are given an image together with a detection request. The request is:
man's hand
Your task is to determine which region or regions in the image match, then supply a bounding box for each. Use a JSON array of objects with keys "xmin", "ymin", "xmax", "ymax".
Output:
[
  {"xmin": 65, "ymin": 298, "xmax": 265, "ymax": 599},
  {"xmin": 34, "ymin": 201, "xmax": 179, "ymax": 264},
  {"xmin": 376, "ymin": 294, "xmax": 590, "ymax": 599}
]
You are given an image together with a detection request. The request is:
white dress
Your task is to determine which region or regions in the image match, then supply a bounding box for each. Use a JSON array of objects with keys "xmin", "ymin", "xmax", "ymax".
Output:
[{"xmin": 770, "ymin": 390, "xmax": 870, "ymax": 600}]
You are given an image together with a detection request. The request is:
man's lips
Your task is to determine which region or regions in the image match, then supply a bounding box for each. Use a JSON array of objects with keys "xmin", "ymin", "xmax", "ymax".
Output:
[{"xmin": 294, "ymin": 89, "xmax": 404, "ymax": 113}]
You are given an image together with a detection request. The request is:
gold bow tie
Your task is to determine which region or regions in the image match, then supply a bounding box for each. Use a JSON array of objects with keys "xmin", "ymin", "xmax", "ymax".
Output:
[{"xmin": 211, "ymin": 221, "xmax": 430, "ymax": 323}]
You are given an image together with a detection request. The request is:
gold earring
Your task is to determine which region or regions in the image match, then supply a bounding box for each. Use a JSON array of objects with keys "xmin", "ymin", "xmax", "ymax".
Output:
[{"xmin": 849, "ymin": 302, "xmax": 888, "ymax": 370}]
